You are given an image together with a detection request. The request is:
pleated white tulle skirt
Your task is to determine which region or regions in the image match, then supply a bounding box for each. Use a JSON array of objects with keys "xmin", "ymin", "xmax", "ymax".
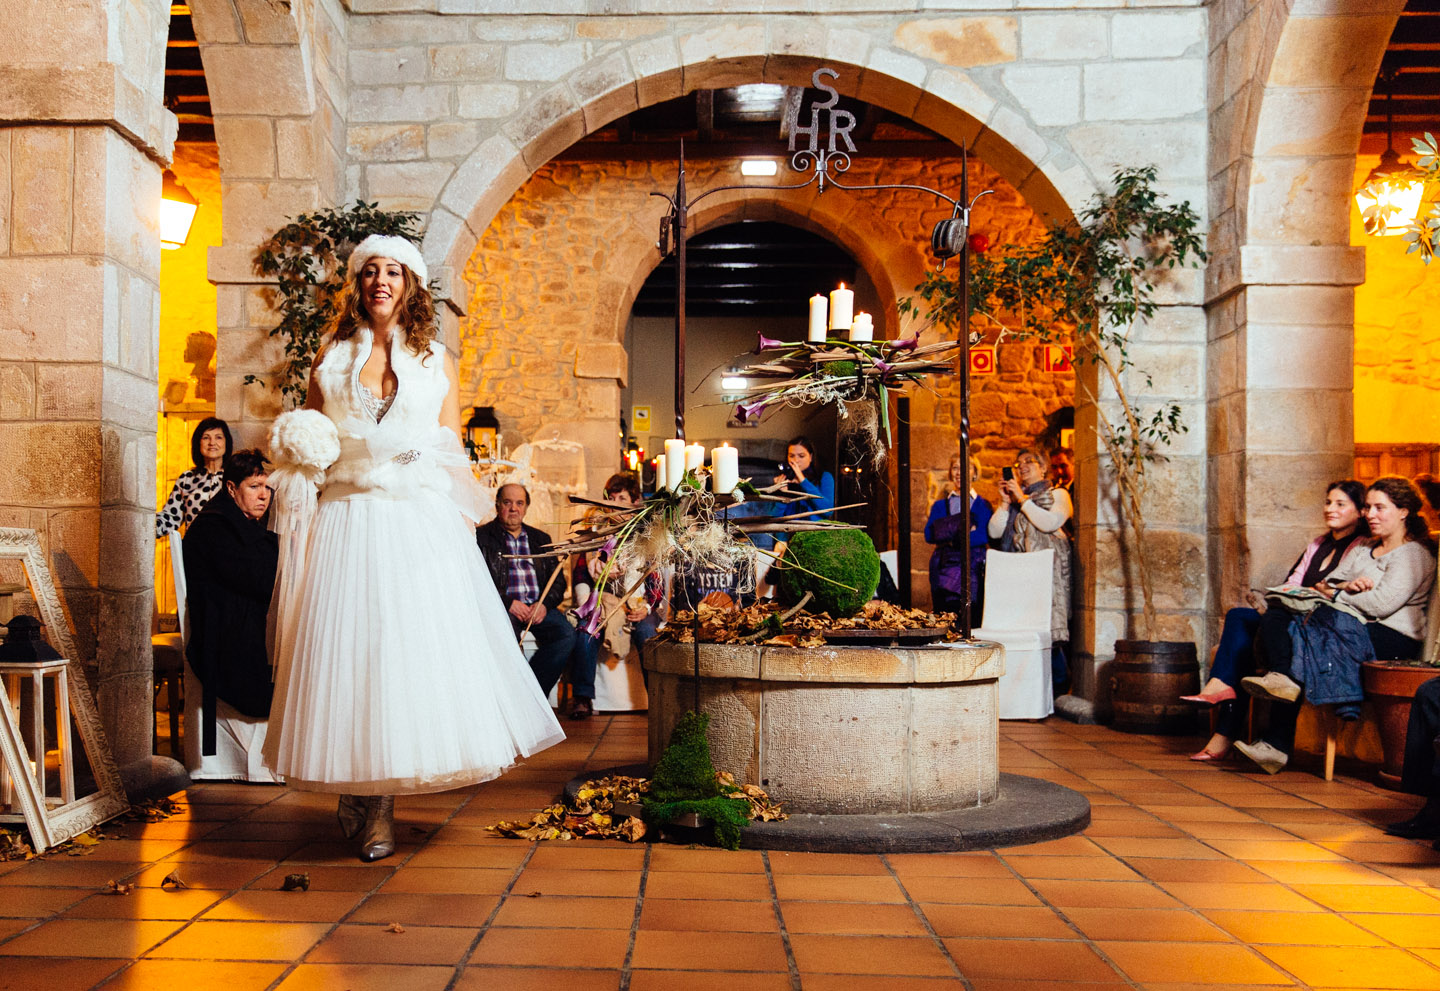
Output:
[{"xmin": 264, "ymin": 489, "xmax": 565, "ymax": 794}]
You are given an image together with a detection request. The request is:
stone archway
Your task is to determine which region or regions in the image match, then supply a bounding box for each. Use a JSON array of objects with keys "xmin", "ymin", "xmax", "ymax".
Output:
[
  {"xmin": 1208, "ymin": 0, "xmax": 1404, "ymax": 611},
  {"xmin": 189, "ymin": 0, "xmax": 347, "ymax": 448},
  {"xmin": 425, "ymin": 45, "xmax": 1082, "ymax": 300}
]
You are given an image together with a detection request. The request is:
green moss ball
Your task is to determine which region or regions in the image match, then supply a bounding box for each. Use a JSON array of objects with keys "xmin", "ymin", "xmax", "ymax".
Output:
[{"xmin": 774, "ymin": 529, "xmax": 881, "ymax": 617}]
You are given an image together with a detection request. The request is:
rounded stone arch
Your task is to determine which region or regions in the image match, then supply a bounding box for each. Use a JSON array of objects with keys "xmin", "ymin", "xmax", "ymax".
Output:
[
  {"xmin": 1218, "ymin": 0, "xmax": 1406, "ymax": 592},
  {"xmin": 602, "ymin": 193, "xmax": 930, "ymax": 354},
  {"xmin": 1241, "ymin": 0, "xmax": 1404, "ymax": 253},
  {"xmin": 426, "ymin": 39, "xmax": 1085, "ymax": 292},
  {"xmin": 188, "ymin": 0, "xmax": 333, "ymax": 245}
]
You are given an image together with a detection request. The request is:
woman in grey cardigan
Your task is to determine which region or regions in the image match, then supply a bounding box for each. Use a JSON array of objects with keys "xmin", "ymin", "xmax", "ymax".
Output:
[{"xmin": 1236, "ymin": 476, "xmax": 1437, "ymax": 773}]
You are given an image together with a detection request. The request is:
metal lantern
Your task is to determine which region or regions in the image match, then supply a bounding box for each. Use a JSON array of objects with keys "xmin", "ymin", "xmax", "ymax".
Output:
[
  {"xmin": 0, "ymin": 529, "xmax": 128, "ymax": 852},
  {"xmin": 464, "ymin": 406, "xmax": 500, "ymax": 461},
  {"xmin": 1, "ymin": 617, "xmax": 81, "ymax": 839}
]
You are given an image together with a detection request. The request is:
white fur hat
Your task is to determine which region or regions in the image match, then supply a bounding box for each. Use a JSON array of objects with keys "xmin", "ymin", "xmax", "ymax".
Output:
[{"xmin": 348, "ymin": 234, "xmax": 427, "ymax": 285}]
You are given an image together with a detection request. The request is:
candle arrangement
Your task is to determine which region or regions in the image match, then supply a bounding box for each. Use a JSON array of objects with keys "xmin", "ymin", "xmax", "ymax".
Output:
[{"xmin": 720, "ymin": 283, "xmax": 966, "ymax": 456}]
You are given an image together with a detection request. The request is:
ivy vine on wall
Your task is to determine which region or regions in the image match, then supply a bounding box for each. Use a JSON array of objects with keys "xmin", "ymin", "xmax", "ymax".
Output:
[{"xmin": 246, "ymin": 201, "xmax": 425, "ymax": 407}]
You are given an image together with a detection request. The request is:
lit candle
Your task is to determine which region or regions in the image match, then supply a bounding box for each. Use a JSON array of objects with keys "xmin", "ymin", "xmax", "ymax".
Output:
[
  {"xmin": 664, "ymin": 438, "xmax": 686, "ymax": 490},
  {"xmin": 711, "ymin": 444, "xmax": 739, "ymax": 495},
  {"xmin": 850, "ymin": 311, "xmax": 873, "ymax": 342},
  {"xmin": 684, "ymin": 443, "xmax": 705, "ymax": 482},
  {"xmin": 829, "ymin": 283, "xmax": 854, "ymax": 331},
  {"xmin": 808, "ymin": 293, "xmax": 828, "ymax": 342},
  {"xmin": 654, "ymin": 455, "xmax": 666, "ymax": 491}
]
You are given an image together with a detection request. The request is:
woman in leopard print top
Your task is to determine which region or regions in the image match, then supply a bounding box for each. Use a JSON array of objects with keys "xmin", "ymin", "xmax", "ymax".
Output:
[{"xmin": 156, "ymin": 417, "xmax": 232, "ymax": 537}]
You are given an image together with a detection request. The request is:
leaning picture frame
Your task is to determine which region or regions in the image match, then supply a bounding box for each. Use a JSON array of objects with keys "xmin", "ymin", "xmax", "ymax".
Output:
[{"xmin": 0, "ymin": 528, "xmax": 129, "ymax": 850}]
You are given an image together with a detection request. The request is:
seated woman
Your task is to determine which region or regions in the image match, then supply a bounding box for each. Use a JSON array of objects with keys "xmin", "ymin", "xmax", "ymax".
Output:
[
  {"xmin": 988, "ymin": 448, "xmax": 1073, "ymax": 679},
  {"xmin": 157, "ymin": 417, "xmax": 231, "ymax": 537},
  {"xmin": 182, "ymin": 449, "xmax": 282, "ymax": 783},
  {"xmin": 1235, "ymin": 476, "xmax": 1437, "ymax": 774},
  {"xmin": 1185, "ymin": 479, "xmax": 1369, "ymax": 761},
  {"xmin": 773, "ymin": 436, "xmax": 835, "ymax": 518},
  {"xmin": 925, "ymin": 455, "xmax": 992, "ymax": 625},
  {"xmin": 566, "ymin": 472, "xmax": 660, "ymax": 719}
]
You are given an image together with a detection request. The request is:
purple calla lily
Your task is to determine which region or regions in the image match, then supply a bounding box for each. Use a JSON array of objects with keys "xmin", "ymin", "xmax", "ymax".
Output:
[
  {"xmin": 754, "ymin": 333, "xmax": 788, "ymax": 353},
  {"xmin": 735, "ymin": 399, "xmax": 767, "ymax": 423},
  {"xmin": 888, "ymin": 336, "xmax": 919, "ymax": 353},
  {"xmin": 873, "ymin": 359, "xmax": 894, "ymax": 375}
]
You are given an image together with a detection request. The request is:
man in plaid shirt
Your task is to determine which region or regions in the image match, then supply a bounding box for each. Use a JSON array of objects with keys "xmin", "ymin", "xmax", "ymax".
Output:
[{"xmin": 476, "ymin": 484, "xmax": 574, "ymax": 695}]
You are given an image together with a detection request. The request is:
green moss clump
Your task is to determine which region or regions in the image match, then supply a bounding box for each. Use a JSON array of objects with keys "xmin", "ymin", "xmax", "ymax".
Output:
[
  {"xmin": 826, "ymin": 360, "xmax": 859, "ymax": 378},
  {"xmin": 643, "ymin": 712, "xmax": 750, "ymax": 850},
  {"xmin": 773, "ymin": 529, "xmax": 881, "ymax": 617}
]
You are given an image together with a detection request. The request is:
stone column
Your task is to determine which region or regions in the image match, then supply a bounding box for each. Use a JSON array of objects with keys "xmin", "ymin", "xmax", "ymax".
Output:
[{"xmin": 0, "ymin": 1, "xmax": 181, "ymax": 790}]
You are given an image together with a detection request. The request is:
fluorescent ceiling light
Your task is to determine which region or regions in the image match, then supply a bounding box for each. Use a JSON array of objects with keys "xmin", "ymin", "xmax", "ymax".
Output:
[
  {"xmin": 721, "ymin": 376, "xmax": 748, "ymax": 390},
  {"xmin": 740, "ymin": 160, "xmax": 778, "ymax": 177}
]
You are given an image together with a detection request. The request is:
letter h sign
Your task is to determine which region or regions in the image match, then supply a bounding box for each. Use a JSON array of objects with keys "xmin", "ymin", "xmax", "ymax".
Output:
[{"xmin": 786, "ymin": 68, "xmax": 857, "ymax": 155}]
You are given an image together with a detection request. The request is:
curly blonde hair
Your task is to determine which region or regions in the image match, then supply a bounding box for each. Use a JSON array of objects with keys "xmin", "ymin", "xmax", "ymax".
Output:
[{"xmin": 329, "ymin": 255, "xmax": 437, "ymax": 359}]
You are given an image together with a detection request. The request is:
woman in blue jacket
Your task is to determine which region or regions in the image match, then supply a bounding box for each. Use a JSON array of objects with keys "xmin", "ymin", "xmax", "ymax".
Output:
[
  {"xmin": 925, "ymin": 455, "xmax": 992, "ymax": 624},
  {"xmin": 773, "ymin": 436, "xmax": 835, "ymax": 518}
]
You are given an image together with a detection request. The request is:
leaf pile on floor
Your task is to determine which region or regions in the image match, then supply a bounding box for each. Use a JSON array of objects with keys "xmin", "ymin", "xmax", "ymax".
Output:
[
  {"xmin": 121, "ymin": 797, "xmax": 184, "ymax": 822},
  {"xmin": 663, "ymin": 598, "xmax": 959, "ymax": 646},
  {"xmin": 0, "ymin": 828, "xmax": 32, "ymax": 862},
  {"xmin": 488, "ymin": 775, "xmax": 651, "ymax": 843},
  {"xmin": 487, "ymin": 757, "xmax": 785, "ymax": 847}
]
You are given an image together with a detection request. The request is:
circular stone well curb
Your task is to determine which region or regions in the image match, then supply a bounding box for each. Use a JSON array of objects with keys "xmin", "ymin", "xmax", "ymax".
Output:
[{"xmin": 565, "ymin": 765, "xmax": 1090, "ymax": 854}]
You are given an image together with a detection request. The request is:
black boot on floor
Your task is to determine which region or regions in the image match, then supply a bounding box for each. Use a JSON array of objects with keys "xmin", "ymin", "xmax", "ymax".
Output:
[{"xmin": 1384, "ymin": 799, "xmax": 1440, "ymax": 839}]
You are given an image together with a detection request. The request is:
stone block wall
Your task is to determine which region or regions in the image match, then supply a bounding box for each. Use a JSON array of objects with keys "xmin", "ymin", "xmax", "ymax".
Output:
[
  {"xmin": 197, "ymin": 0, "xmax": 351, "ymax": 451},
  {"xmin": 0, "ymin": 0, "xmax": 175, "ymax": 768}
]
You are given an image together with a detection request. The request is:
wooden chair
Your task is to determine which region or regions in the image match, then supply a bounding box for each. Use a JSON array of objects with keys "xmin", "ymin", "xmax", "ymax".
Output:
[{"xmin": 150, "ymin": 532, "xmax": 186, "ymax": 757}]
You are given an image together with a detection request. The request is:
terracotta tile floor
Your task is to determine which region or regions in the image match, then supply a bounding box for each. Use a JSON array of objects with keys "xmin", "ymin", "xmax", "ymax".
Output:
[{"xmin": 3, "ymin": 715, "xmax": 1440, "ymax": 990}]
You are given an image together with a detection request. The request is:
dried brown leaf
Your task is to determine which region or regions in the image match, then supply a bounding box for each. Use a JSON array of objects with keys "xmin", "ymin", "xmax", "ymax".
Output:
[
  {"xmin": 160, "ymin": 870, "xmax": 188, "ymax": 890},
  {"xmin": 385, "ymin": 922, "xmax": 405, "ymax": 933},
  {"xmin": 281, "ymin": 873, "xmax": 311, "ymax": 892},
  {"xmin": 105, "ymin": 880, "xmax": 134, "ymax": 895}
]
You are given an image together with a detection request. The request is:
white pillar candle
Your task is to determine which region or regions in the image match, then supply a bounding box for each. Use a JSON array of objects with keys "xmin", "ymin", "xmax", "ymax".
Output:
[
  {"xmin": 653, "ymin": 455, "xmax": 667, "ymax": 492},
  {"xmin": 808, "ymin": 294, "xmax": 829, "ymax": 342},
  {"xmin": 850, "ymin": 311, "xmax": 873, "ymax": 342},
  {"xmin": 711, "ymin": 444, "xmax": 739, "ymax": 495},
  {"xmin": 684, "ymin": 443, "xmax": 705, "ymax": 475},
  {"xmin": 828, "ymin": 283, "xmax": 854, "ymax": 331},
  {"xmin": 664, "ymin": 438, "xmax": 686, "ymax": 489}
]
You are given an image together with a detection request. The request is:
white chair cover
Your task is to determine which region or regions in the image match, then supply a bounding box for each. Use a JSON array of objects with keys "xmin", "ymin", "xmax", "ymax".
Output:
[
  {"xmin": 975, "ymin": 549, "xmax": 1055, "ymax": 720},
  {"xmin": 878, "ymin": 550, "xmax": 899, "ymax": 590}
]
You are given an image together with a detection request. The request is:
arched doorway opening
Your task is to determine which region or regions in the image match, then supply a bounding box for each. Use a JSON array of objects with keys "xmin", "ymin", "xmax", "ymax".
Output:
[{"xmin": 454, "ymin": 84, "xmax": 1068, "ymax": 607}]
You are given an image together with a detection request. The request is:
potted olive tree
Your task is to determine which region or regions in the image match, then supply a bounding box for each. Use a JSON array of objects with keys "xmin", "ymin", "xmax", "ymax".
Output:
[{"xmin": 903, "ymin": 166, "xmax": 1206, "ymax": 725}]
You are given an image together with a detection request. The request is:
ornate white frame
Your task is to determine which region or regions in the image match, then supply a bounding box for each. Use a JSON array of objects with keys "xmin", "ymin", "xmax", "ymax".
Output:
[{"xmin": 0, "ymin": 528, "xmax": 128, "ymax": 850}]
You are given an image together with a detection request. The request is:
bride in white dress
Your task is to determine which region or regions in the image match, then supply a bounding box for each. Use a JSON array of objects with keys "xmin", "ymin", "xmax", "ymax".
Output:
[{"xmin": 263, "ymin": 234, "xmax": 564, "ymax": 860}]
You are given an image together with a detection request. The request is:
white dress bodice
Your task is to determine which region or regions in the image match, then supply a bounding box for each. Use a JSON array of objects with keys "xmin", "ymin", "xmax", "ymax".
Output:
[{"xmin": 314, "ymin": 328, "xmax": 463, "ymax": 505}]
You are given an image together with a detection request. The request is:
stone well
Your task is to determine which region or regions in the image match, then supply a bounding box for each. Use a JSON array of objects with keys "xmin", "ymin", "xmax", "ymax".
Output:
[{"xmin": 645, "ymin": 640, "xmax": 1003, "ymax": 816}]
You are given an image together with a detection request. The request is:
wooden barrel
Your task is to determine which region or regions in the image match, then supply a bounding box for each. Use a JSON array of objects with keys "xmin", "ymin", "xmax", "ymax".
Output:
[{"xmin": 1110, "ymin": 640, "xmax": 1200, "ymax": 735}]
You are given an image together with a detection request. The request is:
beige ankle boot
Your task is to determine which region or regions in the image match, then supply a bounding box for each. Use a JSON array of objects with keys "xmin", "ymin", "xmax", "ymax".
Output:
[
  {"xmin": 358, "ymin": 796, "xmax": 396, "ymax": 862},
  {"xmin": 337, "ymin": 794, "xmax": 366, "ymax": 840}
]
